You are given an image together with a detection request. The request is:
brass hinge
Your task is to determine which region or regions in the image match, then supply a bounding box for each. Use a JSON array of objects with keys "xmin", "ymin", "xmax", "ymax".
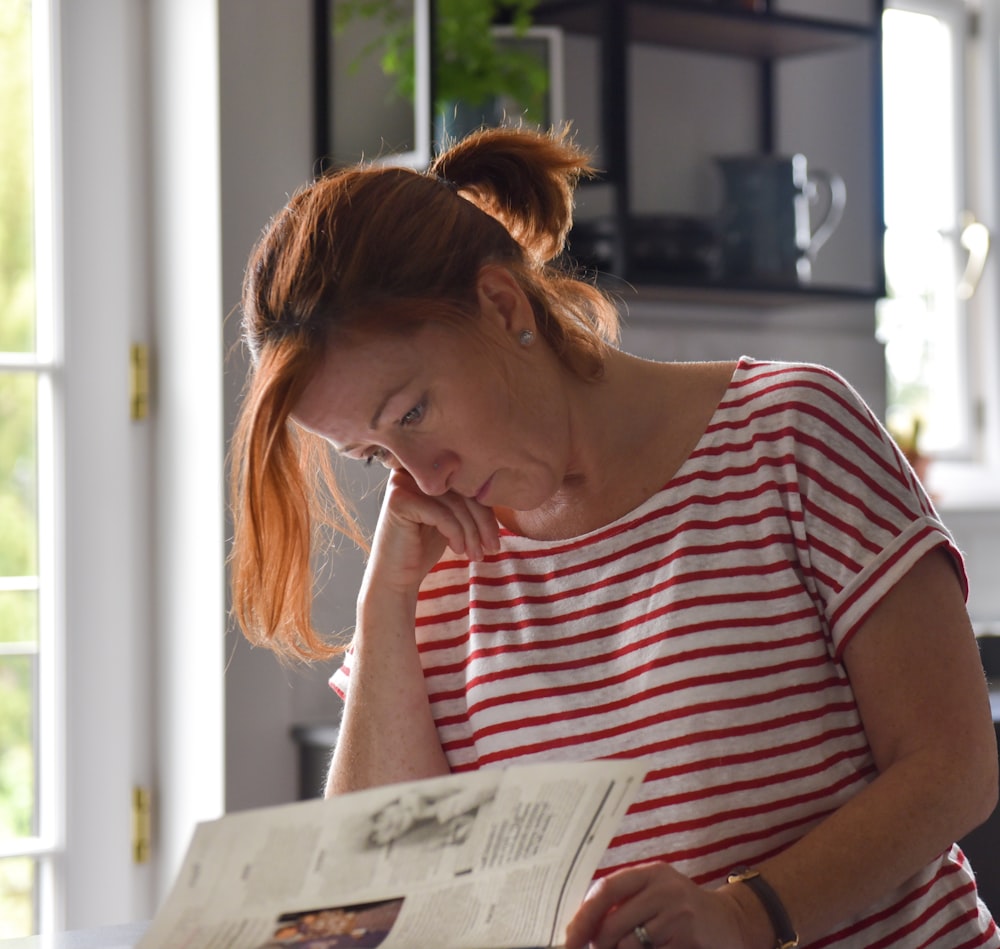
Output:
[
  {"xmin": 130, "ymin": 343, "xmax": 150, "ymax": 421},
  {"xmin": 132, "ymin": 785, "xmax": 152, "ymax": 864}
]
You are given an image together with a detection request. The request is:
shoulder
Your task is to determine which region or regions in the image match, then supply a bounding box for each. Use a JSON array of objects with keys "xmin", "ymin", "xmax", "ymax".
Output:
[
  {"xmin": 728, "ymin": 357, "xmax": 864, "ymax": 402},
  {"xmin": 703, "ymin": 358, "xmax": 925, "ymax": 509},
  {"xmin": 720, "ymin": 357, "xmax": 881, "ymax": 435}
]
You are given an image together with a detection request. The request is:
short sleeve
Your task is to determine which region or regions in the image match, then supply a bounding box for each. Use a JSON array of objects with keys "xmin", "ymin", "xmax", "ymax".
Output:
[{"xmin": 757, "ymin": 362, "xmax": 967, "ymax": 656}]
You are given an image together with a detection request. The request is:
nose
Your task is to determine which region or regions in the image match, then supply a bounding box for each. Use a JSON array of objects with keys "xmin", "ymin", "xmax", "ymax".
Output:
[{"xmin": 404, "ymin": 449, "xmax": 456, "ymax": 497}]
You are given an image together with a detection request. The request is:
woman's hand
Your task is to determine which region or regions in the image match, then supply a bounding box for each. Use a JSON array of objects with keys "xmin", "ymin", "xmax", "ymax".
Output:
[
  {"xmin": 564, "ymin": 862, "xmax": 762, "ymax": 949},
  {"xmin": 363, "ymin": 468, "xmax": 500, "ymax": 598},
  {"xmin": 329, "ymin": 467, "xmax": 483, "ymax": 794}
]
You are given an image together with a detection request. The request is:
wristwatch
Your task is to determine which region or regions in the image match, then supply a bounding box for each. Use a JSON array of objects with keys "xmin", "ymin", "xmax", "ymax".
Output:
[{"xmin": 727, "ymin": 866, "xmax": 800, "ymax": 949}]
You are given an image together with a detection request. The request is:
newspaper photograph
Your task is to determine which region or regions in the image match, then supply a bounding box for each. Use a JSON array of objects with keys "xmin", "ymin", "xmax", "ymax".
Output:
[{"xmin": 138, "ymin": 759, "xmax": 648, "ymax": 949}]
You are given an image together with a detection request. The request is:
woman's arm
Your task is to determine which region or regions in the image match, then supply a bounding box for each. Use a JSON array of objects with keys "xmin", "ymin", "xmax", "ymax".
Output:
[
  {"xmin": 751, "ymin": 545, "xmax": 998, "ymax": 943},
  {"xmin": 566, "ymin": 546, "xmax": 998, "ymax": 949},
  {"xmin": 326, "ymin": 469, "xmax": 500, "ymax": 795},
  {"xmin": 325, "ymin": 588, "xmax": 451, "ymax": 795}
]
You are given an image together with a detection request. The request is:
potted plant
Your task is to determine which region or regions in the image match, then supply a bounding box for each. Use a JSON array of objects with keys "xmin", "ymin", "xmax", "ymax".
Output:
[{"xmin": 333, "ymin": 0, "xmax": 551, "ymax": 140}]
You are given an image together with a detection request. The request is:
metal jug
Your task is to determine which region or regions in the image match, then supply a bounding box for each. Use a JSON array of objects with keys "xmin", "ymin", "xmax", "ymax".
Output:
[{"xmin": 715, "ymin": 153, "xmax": 846, "ymax": 284}]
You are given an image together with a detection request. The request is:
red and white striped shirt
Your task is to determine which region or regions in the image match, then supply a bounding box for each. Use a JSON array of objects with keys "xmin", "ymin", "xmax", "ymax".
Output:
[{"xmin": 333, "ymin": 358, "xmax": 998, "ymax": 947}]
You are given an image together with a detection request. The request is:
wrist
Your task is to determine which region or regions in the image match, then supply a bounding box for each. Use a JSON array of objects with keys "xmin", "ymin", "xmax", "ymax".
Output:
[
  {"xmin": 355, "ymin": 587, "xmax": 420, "ymax": 645},
  {"xmin": 723, "ymin": 867, "xmax": 799, "ymax": 949},
  {"xmin": 716, "ymin": 877, "xmax": 777, "ymax": 949},
  {"xmin": 357, "ymin": 576, "xmax": 418, "ymax": 617}
]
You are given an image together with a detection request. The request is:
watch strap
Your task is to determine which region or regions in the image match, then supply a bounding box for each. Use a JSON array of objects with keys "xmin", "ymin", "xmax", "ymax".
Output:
[{"xmin": 727, "ymin": 866, "xmax": 799, "ymax": 949}]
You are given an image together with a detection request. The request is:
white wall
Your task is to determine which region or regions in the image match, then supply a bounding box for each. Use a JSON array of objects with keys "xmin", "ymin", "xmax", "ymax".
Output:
[
  {"xmin": 218, "ymin": 0, "xmax": 352, "ymax": 813},
  {"xmin": 942, "ymin": 511, "xmax": 1000, "ymax": 623}
]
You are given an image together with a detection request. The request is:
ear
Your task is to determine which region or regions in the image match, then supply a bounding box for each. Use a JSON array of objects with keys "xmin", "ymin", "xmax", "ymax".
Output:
[{"xmin": 475, "ymin": 264, "xmax": 535, "ymax": 335}]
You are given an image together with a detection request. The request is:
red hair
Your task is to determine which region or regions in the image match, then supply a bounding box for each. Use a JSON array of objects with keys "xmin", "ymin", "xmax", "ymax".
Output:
[{"xmin": 230, "ymin": 127, "xmax": 620, "ymax": 660}]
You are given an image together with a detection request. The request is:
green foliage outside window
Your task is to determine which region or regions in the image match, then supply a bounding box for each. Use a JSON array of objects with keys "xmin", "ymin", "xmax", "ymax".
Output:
[
  {"xmin": 0, "ymin": 0, "xmax": 40, "ymax": 936},
  {"xmin": 0, "ymin": 0, "xmax": 35, "ymax": 353}
]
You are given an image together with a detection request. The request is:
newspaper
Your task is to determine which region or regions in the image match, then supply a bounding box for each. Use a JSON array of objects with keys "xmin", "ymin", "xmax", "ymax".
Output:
[{"xmin": 138, "ymin": 759, "xmax": 647, "ymax": 949}]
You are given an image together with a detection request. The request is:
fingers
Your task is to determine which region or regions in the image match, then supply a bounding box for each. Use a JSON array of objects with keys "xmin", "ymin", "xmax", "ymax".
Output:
[
  {"xmin": 365, "ymin": 471, "xmax": 502, "ymax": 597},
  {"xmin": 565, "ymin": 871, "xmax": 649, "ymax": 949},
  {"xmin": 386, "ymin": 470, "xmax": 499, "ymax": 561},
  {"xmin": 564, "ymin": 863, "xmax": 746, "ymax": 949},
  {"xmin": 439, "ymin": 491, "xmax": 500, "ymax": 560},
  {"xmin": 463, "ymin": 491, "xmax": 502, "ymax": 556}
]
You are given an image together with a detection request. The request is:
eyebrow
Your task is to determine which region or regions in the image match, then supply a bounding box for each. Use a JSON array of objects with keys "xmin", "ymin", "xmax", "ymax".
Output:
[
  {"xmin": 370, "ymin": 382, "xmax": 407, "ymax": 430},
  {"xmin": 337, "ymin": 381, "xmax": 410, "ymax": 456}
]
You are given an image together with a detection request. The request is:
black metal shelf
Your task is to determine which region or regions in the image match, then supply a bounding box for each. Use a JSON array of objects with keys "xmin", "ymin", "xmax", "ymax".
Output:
[
  {"xmin": 534, "ymin": 0, "xmax": 886, "ymax": 305},
  {"xmin": 534, "ymin": 1, "xmax": 876, "ymax": 58},
  {"xmin": 599, "ymin": 274, "xmax": 883, "ymax": 308}
]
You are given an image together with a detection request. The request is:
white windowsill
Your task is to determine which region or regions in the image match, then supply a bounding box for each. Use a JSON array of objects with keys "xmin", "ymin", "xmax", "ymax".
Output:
[{"xmin": 926, "ymin": 459, "xmax": 1000, "ymax": 511}]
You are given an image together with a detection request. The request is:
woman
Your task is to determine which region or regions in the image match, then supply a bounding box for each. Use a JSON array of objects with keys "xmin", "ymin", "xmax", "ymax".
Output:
[{"xmin": 230, "ymin": 127, "xmax": 998, "ymax": 948}]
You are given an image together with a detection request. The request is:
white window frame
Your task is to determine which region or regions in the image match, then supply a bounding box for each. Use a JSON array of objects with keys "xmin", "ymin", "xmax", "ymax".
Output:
[
  {"xmin": 929, "ymin": 0, "xmax": 1000, "ymax": 508},
  {"xmin": 885, "ymin": 0, "xmax": 1000, "ymax": 508}
]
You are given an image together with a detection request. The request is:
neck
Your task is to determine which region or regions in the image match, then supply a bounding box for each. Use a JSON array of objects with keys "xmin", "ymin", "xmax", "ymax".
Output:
[{"xmin": 496, "ymin": 351, "xmax": 669, "ymax": 539}]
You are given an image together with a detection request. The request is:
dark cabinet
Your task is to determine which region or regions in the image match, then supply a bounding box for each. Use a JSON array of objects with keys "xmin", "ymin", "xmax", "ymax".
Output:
[
  {"xmin": 531, "ymin": 1, "xmax": 886, "ymax": 305},
  {"xmin": 965, "ymin": 641, "xmax": 1000, "ymax": 915},
  {"xmin": 959, "ymin": 715, "xmax": 1000, "ymax": 916},
  {"xmin": 291, "ymin": 721, "xmax": 341, "ymax": 799}
]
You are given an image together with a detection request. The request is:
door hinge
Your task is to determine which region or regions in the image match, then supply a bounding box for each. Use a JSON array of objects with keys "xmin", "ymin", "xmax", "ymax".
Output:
[
  {"xmin": 130, "ymin": 343, "xmax": 150, "ymax": 421},
  {"xmin": 132, "ymin": 785, "xmax": 152, "ymax": 864}
]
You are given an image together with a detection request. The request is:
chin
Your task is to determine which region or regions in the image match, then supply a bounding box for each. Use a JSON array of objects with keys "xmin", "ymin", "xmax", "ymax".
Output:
[{"xmin": 500, "ymin": 481, "xmax": 561, "ymax": 514}]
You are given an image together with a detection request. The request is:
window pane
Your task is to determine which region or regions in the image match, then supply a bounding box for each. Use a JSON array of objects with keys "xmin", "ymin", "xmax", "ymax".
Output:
[
  {"xmin": 0, "ymin": 372, "xmax": 38, "ymax": 577},
  {"xmin": 882, "ymin": 9, "xmax": 956, "ymax": 229},
  {"xmin": 0, "ymin": 0, "xmax": 36, "ymax": 354},
  {"xmin": 0, "ymin": 588, "xmax": 37, "ymax": 647},
  {"xmin": 0, "ymin": 650, "xmax": 38, "ymax": 849},
  {"xmin": 0, "ymin": 857, "xmax": 37, "ymax": 938},
  {"xmin": 879, "ymin": 6, "xmax": 968, "ymax": 457},
  {"xmin": 1, "ymin": 3, "xmax": 45, "ymax": 936}
]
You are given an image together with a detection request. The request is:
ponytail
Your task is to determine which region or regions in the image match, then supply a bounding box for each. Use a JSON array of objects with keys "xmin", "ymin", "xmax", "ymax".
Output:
[{"xmin": 432, "ymin": 125, "xmax": 590, "ymax": 264}]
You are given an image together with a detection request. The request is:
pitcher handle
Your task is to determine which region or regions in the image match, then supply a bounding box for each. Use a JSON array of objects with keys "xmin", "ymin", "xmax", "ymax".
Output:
[{"xmin": 807, "ymin": 170, "xmax": 847, "ymax": 259}]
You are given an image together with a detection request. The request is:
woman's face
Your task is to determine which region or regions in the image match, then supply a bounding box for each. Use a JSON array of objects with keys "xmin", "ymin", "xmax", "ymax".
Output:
[{"xmin": 292, "ymin": 273, "xmax": 572, "ymax": 512}]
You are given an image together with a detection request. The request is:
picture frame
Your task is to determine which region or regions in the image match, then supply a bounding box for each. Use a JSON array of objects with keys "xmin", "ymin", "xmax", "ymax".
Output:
[
  {"xmin": 313, "ymin": 0, "xmax": 432, "ymax": 173},
  {"xmin": 489, "ymin": 24, "xmax": 565, "ymax": 132},
  {"xmin": 313, "ymin": 2, "xmax": 564, "ymax": 173}
]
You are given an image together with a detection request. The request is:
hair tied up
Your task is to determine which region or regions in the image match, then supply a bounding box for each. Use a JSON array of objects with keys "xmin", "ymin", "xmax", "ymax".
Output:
[{"xmin": 431, "ymin": 126, "xmax": 597, "ymax": 266}]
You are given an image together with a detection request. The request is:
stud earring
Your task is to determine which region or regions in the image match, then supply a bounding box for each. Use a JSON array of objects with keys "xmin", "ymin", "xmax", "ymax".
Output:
[{"xmin": 519, "ymin": 329, "xmax": 535, "ymax": 347}]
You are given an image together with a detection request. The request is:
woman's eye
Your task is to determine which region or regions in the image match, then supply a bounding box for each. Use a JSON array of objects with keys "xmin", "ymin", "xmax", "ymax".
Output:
[
  {"xmin": 364, "ymin": 447, "xmax": 392, "ymax": 469},
  {"xmin": 400, "ymin": 400, "xmax": 425, "ymax": 427}
]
